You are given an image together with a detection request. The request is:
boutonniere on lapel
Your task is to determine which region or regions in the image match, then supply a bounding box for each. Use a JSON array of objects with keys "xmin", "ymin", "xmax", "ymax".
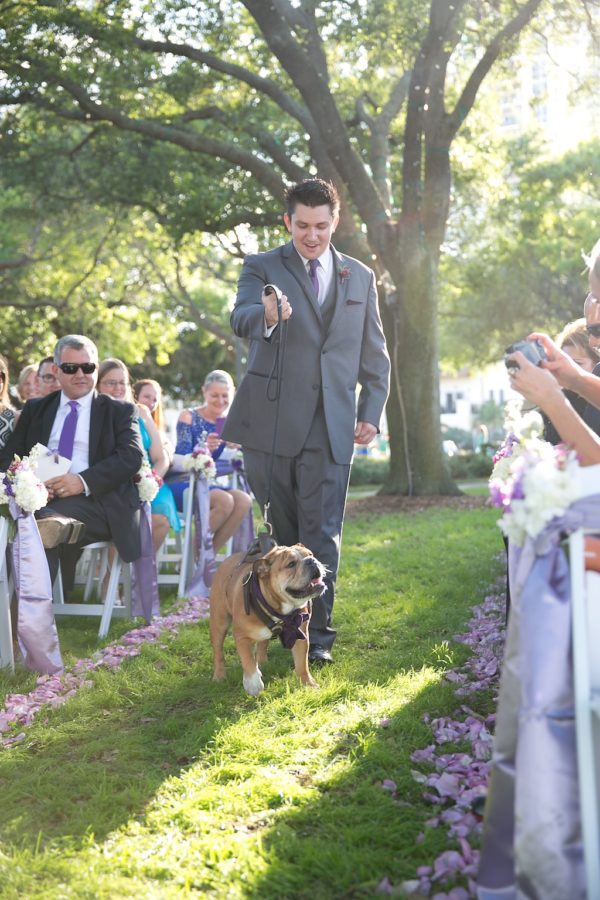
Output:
[{"xmin": 338, "ymin": 266, "xmax": 351, "ymax": 285}]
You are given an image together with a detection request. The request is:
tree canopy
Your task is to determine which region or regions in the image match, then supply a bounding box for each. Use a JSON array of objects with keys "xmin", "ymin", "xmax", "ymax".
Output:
[{"xmin": 1, "ymin": 0, "xmax": 598, "ymax": 490}]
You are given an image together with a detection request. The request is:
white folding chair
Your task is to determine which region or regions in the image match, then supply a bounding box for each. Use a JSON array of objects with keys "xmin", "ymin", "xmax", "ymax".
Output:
[
  {"xmin": 569, "ymin": 527, "xmax": 600, "ymax": 900},
  {"xmin": 52, "ymin": 541, "xmax": 132, "ymax": 639},
  {"xmin": 0, "ymin": 516, "xmax": 14, "ymax": 672},
  {"xmin": 156, "ymin": 472, "xmax": 196, "ymax": 597}
]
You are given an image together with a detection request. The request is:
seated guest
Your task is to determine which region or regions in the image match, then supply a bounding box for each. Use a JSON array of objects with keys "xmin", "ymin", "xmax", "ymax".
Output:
[
  {"xmin": 132, "ymin": 377, "xmax": 174, "ymax": 462},
  {"xmin": 0, "ymin": 354, "xmax": 16, "ymax": 449},
  {"xmin": 508, "ymin": 337, "xmax": 600, "ymax": 465},
  {"xmin": 557, "ymin": 318, "xmax": 600, "ymax": 372},
  {"xmin": 168, "ymin": 369, "xmax": 252, "ymax": 552},
  {"xmin": 98, "ymin": 359, "xmax": 179, "ymax": 551},
  {"xmin": 36, "ymin": 356, "xmax": 60, "ymax": 397},
  {"xmin": 17, "ymin": 363, "xmax": 40, "ymax": 404},
  {"xmin": 0, "ymin": 335, "xmax": 144, "ymax": 592},
  {"xmin": 513, "ymin": 238, "xmax": 600, "ymax": 461},
  {"xmin": 133, "ymin": 378, "xmax": 165, "ymax": 430},
  {"xmin": 543, "ymin": 318, "xmax": 600, "ymax": 444}
]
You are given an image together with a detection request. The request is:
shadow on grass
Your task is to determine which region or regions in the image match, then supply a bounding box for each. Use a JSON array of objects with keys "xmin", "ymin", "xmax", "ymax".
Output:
[
  {"xmin": 0, "ymin": 505, "xmax": 501, "ymax": 896},
  {"xmin": 0, "ymin": 599, "xmax": 488, "ymax": 880},
  {"xmin": 0, "ymin": 622, "xmax": 247, "ymax": 847},
  {"xmin": 239, "ymin": 682, "xmax": 456, "ymax": 900}
]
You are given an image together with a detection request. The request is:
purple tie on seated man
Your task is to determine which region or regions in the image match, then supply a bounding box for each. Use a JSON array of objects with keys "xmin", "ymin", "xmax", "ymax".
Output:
[{"xmin": 0, "ymin": 334, "xmax": 144, "ymax": 594}]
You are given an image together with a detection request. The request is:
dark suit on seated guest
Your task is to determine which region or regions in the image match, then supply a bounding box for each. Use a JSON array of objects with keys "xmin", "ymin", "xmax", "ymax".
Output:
[{"xmin": 0, "ymin": 334, "xmax": 144, "ymax": 591}]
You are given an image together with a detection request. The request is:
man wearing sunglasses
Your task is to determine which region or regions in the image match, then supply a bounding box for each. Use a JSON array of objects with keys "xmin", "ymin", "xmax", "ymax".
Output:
[{"xmin": 0, "ymin": 334, "xmax": 144, "ymax": 591}]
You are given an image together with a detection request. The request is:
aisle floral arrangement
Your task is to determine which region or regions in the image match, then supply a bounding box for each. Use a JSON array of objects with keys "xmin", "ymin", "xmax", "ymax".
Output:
[
  {"xmin": 488, "ymin": 400, "xmax": 580, "ymax": 546},
  {"xmin": 134, "ymin": 459, "xmax": 163, "ymax": 502},
  {"xmin": 0, "ymin": 450, "xmax": 49, "ymax": 538},
  {"xmin": 182, "ymin": 443, "xmax": 216, "ymax": 481}
]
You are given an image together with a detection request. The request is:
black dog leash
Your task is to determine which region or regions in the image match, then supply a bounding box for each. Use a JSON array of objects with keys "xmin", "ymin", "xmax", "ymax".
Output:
[{"xmin": 262, "ymin": 283, "xmax": 288, "ymax": 538}]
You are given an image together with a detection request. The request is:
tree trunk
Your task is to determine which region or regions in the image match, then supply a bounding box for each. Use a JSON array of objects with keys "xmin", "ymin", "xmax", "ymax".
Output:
[{"xmin": 378, "ymin": 229, "xmax": 458, "ymax": 496}]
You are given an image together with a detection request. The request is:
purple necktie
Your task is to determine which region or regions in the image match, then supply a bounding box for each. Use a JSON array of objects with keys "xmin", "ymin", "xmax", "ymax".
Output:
[
  {"xmin": 308, "ymin": 258, "xmax": 321, "ymax": 302},
  {"xmin": 57, "ymin": 400, "xmax": 79, "ymax": 460}
]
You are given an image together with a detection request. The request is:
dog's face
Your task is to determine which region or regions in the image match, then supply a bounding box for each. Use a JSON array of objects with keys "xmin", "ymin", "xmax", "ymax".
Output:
[{"xmin": 253, "ymin": 544, "xmax": 326, "ymax": 613}]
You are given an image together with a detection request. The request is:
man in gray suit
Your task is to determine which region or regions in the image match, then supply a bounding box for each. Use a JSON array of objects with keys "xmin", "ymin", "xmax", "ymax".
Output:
[{"xmin": 223, "ymin": 178, "xmax": 390, "ymax": 663}]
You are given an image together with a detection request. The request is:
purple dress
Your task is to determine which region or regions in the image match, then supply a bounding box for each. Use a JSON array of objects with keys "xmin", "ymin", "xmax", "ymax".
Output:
[{"xmin": 169, "ymin": 409, "xmax": 225, "ymax": 511}]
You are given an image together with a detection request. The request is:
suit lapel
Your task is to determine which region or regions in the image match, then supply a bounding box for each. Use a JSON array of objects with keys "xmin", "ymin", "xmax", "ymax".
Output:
[
  {"xmin": 327, "ymin": 246, "xmax": 351, "ymax": 332},
  {"xmin": 88, "ymin": 392, "xmax": 105, "ymax": 465},
  {"xmin": 41, "ymin": 394, "xmax": 61, "ymax": 444}
]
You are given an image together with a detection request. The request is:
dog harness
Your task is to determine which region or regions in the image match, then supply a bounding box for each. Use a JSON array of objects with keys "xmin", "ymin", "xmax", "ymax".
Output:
[{"xmin": 243, "ymin": 571, "xmax": 310, "ymax": 649}]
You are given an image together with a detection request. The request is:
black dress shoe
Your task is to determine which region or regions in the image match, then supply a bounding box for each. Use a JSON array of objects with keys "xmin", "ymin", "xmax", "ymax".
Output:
[
  {"xmin": 308, "ymin": 645, "xmax": 334, "ymax": 665},
  {"xmin": 37, "ymin": 516, "xmax": 85, "ymax": 549}
]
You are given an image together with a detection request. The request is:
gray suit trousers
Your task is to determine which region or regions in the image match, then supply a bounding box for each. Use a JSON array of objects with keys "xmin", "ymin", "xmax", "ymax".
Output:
[{"xmin": 242, "ymin": 406, "xmax": 350, "ymax": 651}]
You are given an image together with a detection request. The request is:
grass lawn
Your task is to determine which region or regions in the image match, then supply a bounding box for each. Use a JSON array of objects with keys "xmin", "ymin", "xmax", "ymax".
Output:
[{"xmin": 0, "ymin": 499, "xmax": 503, "ymax": 899}]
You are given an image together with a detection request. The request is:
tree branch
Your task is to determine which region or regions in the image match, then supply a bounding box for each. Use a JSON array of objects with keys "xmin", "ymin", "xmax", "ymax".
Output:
[
  {"xmin": 16, "ymin": 60, "xmax": 290, "ymax": 201},
  {"xmin": 445, "ymin": 0, "xmax": 544, "ymax": 142}
]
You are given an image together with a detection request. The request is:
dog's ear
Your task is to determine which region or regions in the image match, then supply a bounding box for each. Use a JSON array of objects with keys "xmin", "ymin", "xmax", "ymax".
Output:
[
  {"xmin": 293, "ymin": 543, "xmax": 309, "ymax": 554},
  {"xmin": 253, "ymin": 556, "xmax": 272, "ymax": 579}
]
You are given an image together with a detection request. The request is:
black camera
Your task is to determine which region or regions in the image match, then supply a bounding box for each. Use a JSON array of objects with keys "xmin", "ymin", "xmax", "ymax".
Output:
[{"xmin": 504, "ymin": 338, "xmax": 547, "ymax": 369}]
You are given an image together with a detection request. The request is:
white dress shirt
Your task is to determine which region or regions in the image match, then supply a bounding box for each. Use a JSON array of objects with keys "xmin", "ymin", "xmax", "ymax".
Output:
[
  {"xmin": 296, "ymin": 246, "xmax": 333, "ymax": 304},
  {"xmin": 264, "ymin": 246, "xmax": 334, "ymax": 336},
  {"xmin": 48, "ymin": 389, "xmax": 94, "ymax": 476}
]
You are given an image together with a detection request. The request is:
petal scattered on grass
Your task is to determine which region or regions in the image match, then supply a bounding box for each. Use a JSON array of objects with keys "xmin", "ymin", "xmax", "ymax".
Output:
[
  {"xmin": 378, "ymin": 578, "xmax": 506, "ymax": 897},
  {"xmin": 0, "ymin": 595, "xmax": 210, "ymax": 750}
]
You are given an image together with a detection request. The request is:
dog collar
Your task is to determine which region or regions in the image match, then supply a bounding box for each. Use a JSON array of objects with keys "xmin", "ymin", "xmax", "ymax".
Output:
[{"xmin": 244, "ymin": 571, "xmax": 310, "ymax": 649}]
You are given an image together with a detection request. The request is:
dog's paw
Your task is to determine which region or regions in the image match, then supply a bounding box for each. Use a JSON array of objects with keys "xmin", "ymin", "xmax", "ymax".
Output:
[
  {"xmin": 243, "ymin": 670, "xmax": 265, "ymax": 696},
  {"xmin": 302, "ymin": 675, "xmax": 319, "ymax": 689},
  {"xmin": 212, "ymin": 670, "xmax": 226, "ymax": 682}
]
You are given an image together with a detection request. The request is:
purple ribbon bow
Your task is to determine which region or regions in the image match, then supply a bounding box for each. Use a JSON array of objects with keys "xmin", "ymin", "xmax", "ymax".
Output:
[{"xmin": 8, "ymin": 499, "xmax": 64, "ymax": 675}]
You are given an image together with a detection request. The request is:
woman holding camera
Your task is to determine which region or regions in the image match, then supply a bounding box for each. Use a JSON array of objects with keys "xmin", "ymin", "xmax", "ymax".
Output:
[{"xmin": 507, "ymin": 337, "xmax": 600, "ymax": 465}]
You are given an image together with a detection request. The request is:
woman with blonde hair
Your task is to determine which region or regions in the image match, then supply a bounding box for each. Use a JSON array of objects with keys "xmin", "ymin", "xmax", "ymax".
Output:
[
  {"xmin": 0, "ymin": 354, "xmax": 16, "ymax": 449},
  {"xmin": 17, "ymin": 363, "xmax": 40, "ymax": 404},
  {"xmin": 542, "ymin": 318, "xmax": 600, "ymax": 445},
  {"xmin": 170, "ymin": 369, "xmax": 252, "ymax": 552}
]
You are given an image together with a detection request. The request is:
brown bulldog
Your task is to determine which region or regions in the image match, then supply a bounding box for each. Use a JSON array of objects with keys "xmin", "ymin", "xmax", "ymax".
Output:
[{"xmin": 209, "ymin": 543, "xmax": 326, "ymax": 696}]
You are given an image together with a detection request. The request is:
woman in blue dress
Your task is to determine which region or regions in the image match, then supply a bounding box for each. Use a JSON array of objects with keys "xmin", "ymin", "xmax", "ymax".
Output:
[
  {"xmin": 170, "ymin": 370, "xmax": 252, "ymax": 552},
  {"xmin": 98, "ymin": 359, "xmax": 180, "ymax": 552}
]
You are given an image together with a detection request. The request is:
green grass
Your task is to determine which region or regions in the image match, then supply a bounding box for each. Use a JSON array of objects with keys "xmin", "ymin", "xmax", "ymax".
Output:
[{"xmin": 0, "ymin": 504, "xmax": 503, "ymax": 899}]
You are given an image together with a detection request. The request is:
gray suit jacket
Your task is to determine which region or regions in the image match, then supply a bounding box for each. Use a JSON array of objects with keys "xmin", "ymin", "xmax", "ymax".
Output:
[{"xmin": 223, "ymin": 241, "xmax": 390, "ymax": 465}]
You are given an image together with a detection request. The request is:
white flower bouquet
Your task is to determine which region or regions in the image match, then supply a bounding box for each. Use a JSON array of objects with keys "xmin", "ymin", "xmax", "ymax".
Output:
[
  {"xmin": 0, "ymin": 454, "xmax": 49, "ymax": 514},
  {"xmin": 182, "ymin": 445, "xmax": 216, "ymax": 482},
  {"xmin": 489, "ymin": 402, "xmax": 580, "ymax": 546},
  {"xmin": 134, "ymin": 459, "xmax": 163, "ymax": 502}
]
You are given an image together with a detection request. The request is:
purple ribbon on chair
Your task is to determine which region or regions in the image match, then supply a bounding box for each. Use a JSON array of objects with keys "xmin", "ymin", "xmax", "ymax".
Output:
[
  {"xmin": 215, "ymin": 459, "xmax": 233, "ymax": 478},
  {"xmin": 477, "ymin": 495, "xmax": 600, "ymax": 899},
  {"xmin": 186, "ymin": 475, "xmax": 217, "ymax": 597},
  {"xmin": 131, "ymin": 501, "xmax": 159, "ymax": 622},
  {"xmin": 8, "ymin": 499, "xmax": 63, "ymax": 675}
]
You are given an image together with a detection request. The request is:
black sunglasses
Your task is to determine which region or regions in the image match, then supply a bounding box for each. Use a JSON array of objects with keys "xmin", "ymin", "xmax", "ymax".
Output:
[
  {"xmin": 58, "ymin": 362, "xmax": 97, "ymax": 375},
  {"xmin": 586, "ymin": 324, "xmax": 600, "ymax": 338}
]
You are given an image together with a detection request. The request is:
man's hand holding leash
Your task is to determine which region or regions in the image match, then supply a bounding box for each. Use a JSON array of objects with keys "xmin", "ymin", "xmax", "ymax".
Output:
[{"xmin": 262, "ymin": 284, "xmax": 292, "ymax": 328}]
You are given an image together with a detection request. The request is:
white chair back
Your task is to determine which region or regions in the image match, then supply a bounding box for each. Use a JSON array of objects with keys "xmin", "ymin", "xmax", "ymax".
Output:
[
  {"xmin": 569, "ymin": 527, "xmax": 600, "ymax": 900},
  {"xmin": 0, "ymin": 516, "xmax": 14, "ymax": 671}
]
